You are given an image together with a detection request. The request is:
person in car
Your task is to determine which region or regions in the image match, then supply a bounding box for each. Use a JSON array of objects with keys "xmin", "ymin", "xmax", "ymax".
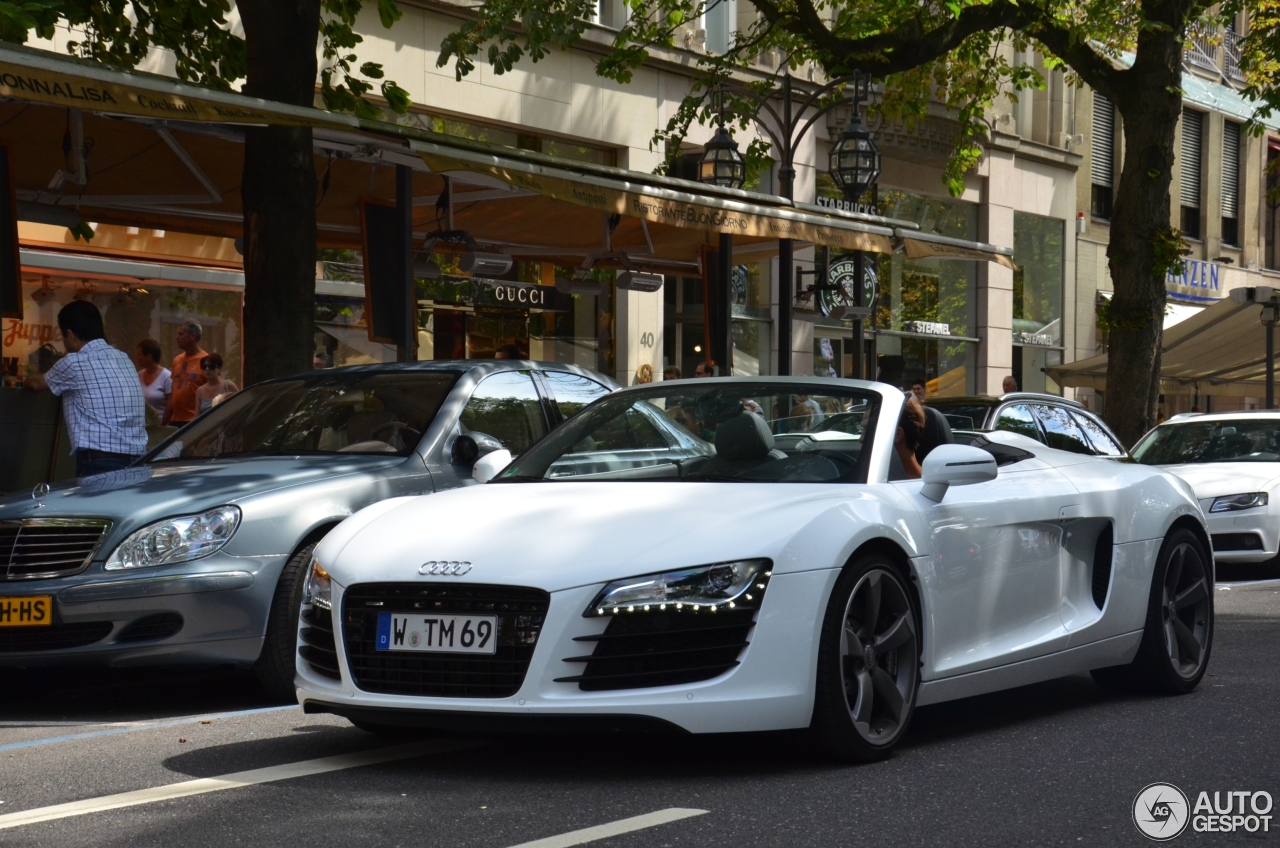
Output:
[{"xmin": 895, "ymin": 396, "xmax": 927, "ymax": 479}]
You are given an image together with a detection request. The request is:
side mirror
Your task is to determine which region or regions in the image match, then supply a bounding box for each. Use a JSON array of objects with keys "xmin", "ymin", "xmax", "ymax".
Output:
[
  {"xmin": 451, "ymin": 432, "xmax": 504, "ymax": 467},
  {"xmin": 920, "ymin": 444, "xmax": 998, "ymax": 502},
  {"xmin": 473, "ymin": 449, "xmax": 513, "ymax": 483}
]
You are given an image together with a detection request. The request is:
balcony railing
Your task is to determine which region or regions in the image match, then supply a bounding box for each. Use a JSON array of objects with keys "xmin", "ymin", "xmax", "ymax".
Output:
[
  {"xmin": 1225, "ymin": 29, "xmax": 1245, "ymax": 82},
  {"xmin": 1186, "ymin": 21, "xmax": 1220, "ymax": 72}
]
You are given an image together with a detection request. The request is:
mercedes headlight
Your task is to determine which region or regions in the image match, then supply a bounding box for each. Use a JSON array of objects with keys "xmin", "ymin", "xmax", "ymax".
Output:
[
  {"xmin": 104, "ymin": 506, "xmax": 241, "ymax": 570},
  {"xmin": 303, "ymin": 559, "xmax": 332, "ymax": 611},
  {"xmin": 585, "ymin": 559, "xmax": 772, "ymax": 616},
  {"xmin": 1210, "ymin": 492, "xmax": 1269, "ymax": 513}
]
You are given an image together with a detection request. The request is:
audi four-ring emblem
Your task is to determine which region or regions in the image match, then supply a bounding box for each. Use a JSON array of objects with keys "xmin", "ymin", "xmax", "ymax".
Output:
[{"xmin": 419, "ymin": 561, "xmax": 473, "ymax": 576}]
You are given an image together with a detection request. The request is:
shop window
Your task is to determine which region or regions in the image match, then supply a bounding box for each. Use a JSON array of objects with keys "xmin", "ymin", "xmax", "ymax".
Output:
[
  {"xmin": 1181, "ymin": 109, "xmax": 1204, "ymax": 240},
  {"xmin": 662, "ymin": 271, "xmax": 770, "ymax": 378},
  {"xmin": 459, "ymin": 371, "xmax": 548, "ymax": 456},
  {"xmin": 1013, "ymin": 211, "xmax": 1064, "ymax": 396},
  {"xmin": 1268, "ymin": 141, "xmax": 1280, "ymax": 270}
]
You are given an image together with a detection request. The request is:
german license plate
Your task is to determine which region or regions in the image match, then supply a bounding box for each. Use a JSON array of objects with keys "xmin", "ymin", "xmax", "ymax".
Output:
[
  {"xmin": 0, "ymin": 596, "xmax": 52, "ymax": 627},
  {"xmin": 375, "ymin": 613, "xmax": 497, "ymax": 654}
]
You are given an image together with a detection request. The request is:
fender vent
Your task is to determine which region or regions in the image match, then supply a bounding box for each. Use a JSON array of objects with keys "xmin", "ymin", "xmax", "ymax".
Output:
[
  {"xmin": 1091, "ymin": 524, "xmax": 1114, "ymax": 610},
  {"xmin": 116, "ymin": 613, "xmax": 183, "ymax": 643}
]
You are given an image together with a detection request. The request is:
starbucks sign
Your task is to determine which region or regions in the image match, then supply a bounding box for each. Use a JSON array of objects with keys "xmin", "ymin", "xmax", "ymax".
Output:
[{"xmin": 820, "ymin": 257, "xmax": 877, "ymax": 318}]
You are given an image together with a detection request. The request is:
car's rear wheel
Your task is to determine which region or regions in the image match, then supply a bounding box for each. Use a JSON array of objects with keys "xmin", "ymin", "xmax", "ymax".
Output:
[
  {"xmin": 1091, "ymin": 527, "xmax": 1213, "ymax": 695},
  {"xmin": 254, "ymin": 540, "xmax": 318, "ymax": 701},
  {"xmin": 811, "ymin": 555, "xmax": 920, "ymax": 763}
]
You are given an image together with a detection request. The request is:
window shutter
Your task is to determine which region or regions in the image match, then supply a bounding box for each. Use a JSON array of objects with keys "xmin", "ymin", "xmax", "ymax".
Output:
[
  {"xmin": 1223, "ymin": 120, "xmax": 1241, "ymax": 219},
  {"xmin": 1091, "ymin": 94, "xmax": 1115, "ymax": 187},
  {"xmin": 1181, "ymin": 109, "xmax": 1203, "ymax": 208}
]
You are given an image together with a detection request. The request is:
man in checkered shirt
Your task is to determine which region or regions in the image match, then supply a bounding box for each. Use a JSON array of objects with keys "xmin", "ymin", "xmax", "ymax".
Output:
[{"xmin": 24, "ymin": 300, "xmax": 148, "ymax": 477}]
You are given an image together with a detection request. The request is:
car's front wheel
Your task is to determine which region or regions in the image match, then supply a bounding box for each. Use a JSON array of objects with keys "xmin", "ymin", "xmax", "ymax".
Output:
[
  {"xmin": 254, "ymin": 540, "xmax": 318, "ymax": 701},
  {"xmin": 1091, "ymin": 527, "xmax": 1213, "ymax": 694},
  {"xmin": 811, "ymin": 555, "xmax": 921, "ymax": 763}
]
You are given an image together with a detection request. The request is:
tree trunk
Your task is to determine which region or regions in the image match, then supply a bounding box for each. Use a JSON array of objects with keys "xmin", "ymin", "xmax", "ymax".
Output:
[
  {"xmin": 238, "ymin": 0, "xmax": 321, "ymax": 385},
  {"xmin": 1103, "ymin": 9, "xmax": 1188, "ymax": 448}
]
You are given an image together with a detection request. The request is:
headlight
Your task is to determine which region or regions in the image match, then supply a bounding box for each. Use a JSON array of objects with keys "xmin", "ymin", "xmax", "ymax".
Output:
[
  {"xmin": 104, "ymin": 506, "xmax": 241, "ymax": 570},
  {"xmin": 585, "ymin": 559, "xmax": 772, "ymax": 617},
  {"xmin": 303, "ymin": 559, "xmax": 332, "ymax": 610},
  {"xmin": 1210, "ymin": 492, "xmax": 1269, "ymax": 513}
]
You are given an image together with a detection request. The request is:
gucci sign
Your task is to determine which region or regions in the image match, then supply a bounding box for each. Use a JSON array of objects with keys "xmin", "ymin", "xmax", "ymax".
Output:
[{"xmin": 418, "ymin": 561, "xmax": 473, "ymax": 576}]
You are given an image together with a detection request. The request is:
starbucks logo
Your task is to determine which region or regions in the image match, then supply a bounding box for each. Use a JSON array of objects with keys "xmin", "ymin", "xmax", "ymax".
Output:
[{"xmin": 820, "ymin": 258, "xmax": 877, "ymax": 317}]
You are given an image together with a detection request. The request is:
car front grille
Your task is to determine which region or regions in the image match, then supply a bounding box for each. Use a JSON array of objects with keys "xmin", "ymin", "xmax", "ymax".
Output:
[
  {"xmin": 0, "ymin": 621, "xmax": 113, "ymax": 652},
  {"xmin": 0, "ymin": 519, "xmax": 112, "ymax": 580},
  {"xmin": 342, "ymin": 583, "xmax": 549, "ymax": 698},
  {"xmin": 1212, "ymin": 532, "xmax": 1265, "ymax": 552},
  {"xmin": 298, "ymin": 606, "xmax": 340, "ymax": 680},
  {"xmin": 556, "ymin": 609, "xmax": 758, "ymax": 691}
]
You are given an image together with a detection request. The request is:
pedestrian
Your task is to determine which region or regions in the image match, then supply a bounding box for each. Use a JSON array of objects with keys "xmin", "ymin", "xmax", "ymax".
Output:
[
  {"xmin": 634, "ymin": 363, "xmax": 654, "ymax": 384},
  {"xmin": 694, "ymin": 361, "xmax": 715, "ymax": 378},
  {"xmin": 894, "ymin": 396, "xmax": 927, "ymax": 480},
  {"xmin": 312, "ymin": 351, "xmax": 333, "ymax": 370},
  {"xmin": 910, "ymin": 379, "xmax": 928, "ymax": 403},
  {"xmin": 135, "ymin": 338, "xmax": 172, "ymax": 425},
  {"xmin": 22, "ymin": 301, "xmax": 147, "ymax": 476},
  {"xmin": 164, "ymin": 320, "xmax": 207, "ymax": 426},
  {"xmin": 663, "ymin": 365, "xmax": 681, "ymax": 381},
  {"xmin": 1002, "ymin": 375, "xmax": 1018, "ymax": 394},
  {"xmin": 195, "ymin": 353, "xmax": 239, "ymax": 414}
]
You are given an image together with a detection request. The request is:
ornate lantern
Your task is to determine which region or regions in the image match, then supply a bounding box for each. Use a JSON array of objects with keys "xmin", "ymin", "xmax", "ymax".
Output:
[
  {"xmin": 698, "ymin": 125, "xmax": 746, "ymax": 189},
  {"xmin": 829, "ymin": 112, "xmax": 881, "ymax": 203}
]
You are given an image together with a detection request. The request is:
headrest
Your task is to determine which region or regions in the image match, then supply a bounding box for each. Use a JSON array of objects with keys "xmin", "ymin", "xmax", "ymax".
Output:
[{"xmin": 714, "ymin": 412, "xmax": 775, "ymax": 461}]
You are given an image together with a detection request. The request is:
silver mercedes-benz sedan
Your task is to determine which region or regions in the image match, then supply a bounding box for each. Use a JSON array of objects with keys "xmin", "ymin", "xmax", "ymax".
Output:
[{"xmin": 0, "ymin": 360, "xmax": 616, "ymax": 697}]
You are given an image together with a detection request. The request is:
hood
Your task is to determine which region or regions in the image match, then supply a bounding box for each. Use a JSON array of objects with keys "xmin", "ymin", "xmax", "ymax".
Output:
[
  {"xmin": 326, "ymin": 481, "xmax": 851, "ymax": 593},
  {"xmin": 0, "ymin": 455, "xmax": 405, "ymax": 530},
  {"xmin": 1158, "ymin": 463, "xmax": 1280, "ymax": 499}
]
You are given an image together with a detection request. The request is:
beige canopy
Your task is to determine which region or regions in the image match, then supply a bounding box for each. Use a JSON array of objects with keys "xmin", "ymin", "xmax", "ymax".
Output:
[{"xmin": 1049, "ymin": 295, "xmax": 1277, "ymax": 397}]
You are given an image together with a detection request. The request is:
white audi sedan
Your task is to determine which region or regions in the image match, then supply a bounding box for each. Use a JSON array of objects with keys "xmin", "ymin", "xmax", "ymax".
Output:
[
  {"xmin": 1132, "ymin": 412, "xmax": 1280, "ymax": 564},
  {"xmin": 295, "ymin": 378, "xmax": 1213, "ymax": 762}
]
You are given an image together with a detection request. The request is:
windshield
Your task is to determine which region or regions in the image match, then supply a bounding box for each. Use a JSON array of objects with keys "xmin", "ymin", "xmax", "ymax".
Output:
[
  {"xmin": 497, "ymin": 383, "xmax": 881, "ymax": 483},
  {"xmin": 1132, "ymin": 419, "xmax": 1280, "ymax": 465},
  {"xmin": 147, "ymin": 371, "xmax": 459, "ymax": 461},
  {"xmin": 926, "ymin": 402, "xmax": 993, "ymax": 431}
]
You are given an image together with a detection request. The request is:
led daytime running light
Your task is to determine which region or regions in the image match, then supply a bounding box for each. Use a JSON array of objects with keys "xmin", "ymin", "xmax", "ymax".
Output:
[
  {"xmin": 1210, "ymin": 492, "xmax": 1269, "ymax": 513},
  {"xmin": 586, "ymin": 559, "xmax": 772, "ymax": 617}
]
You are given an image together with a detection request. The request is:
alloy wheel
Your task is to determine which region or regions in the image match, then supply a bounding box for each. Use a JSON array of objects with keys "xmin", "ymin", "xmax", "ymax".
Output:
[
  {"xmin": 838, "ymin": 568, "xmax": 918, "ymax": 743},
  {"xmin": 1161, "ymin": 541, "xmax": 1211, "ymax": 678}
]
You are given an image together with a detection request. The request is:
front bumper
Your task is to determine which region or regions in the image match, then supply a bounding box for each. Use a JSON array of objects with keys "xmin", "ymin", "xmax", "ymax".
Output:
[
  {"xmin": 1203, "ymin": 505, "xmax": 1279, "ymax": 562},
  {"xmin": 295, "ymin": 569, "xmax": 839, "ymax": 735},
  {"xmin": 0, "ymin": 551, "xmax": 289, "ymax": 666}
]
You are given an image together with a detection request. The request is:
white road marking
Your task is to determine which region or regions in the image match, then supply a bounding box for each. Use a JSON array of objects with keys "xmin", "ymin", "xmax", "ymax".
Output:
[
  {"xmin": 0, "ymin": 738, "xmax": 474, "ymax": 830},
  {"xmin": 1218, "ymin": 579, "xmax": 1280, "ymax": 589},
  {"xmin": 504, "ymin": 808, "xmax": 709, "ymax": 848},
  {"xmin": 0, "ymin": 705, "xmax": 298, "ymax": 753}
]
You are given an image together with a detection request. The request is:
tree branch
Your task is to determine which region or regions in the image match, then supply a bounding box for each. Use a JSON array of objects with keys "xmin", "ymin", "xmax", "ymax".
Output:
[{"xmin": 1029, "ymin": 24, "xmax": 1126, "ymax": 102}]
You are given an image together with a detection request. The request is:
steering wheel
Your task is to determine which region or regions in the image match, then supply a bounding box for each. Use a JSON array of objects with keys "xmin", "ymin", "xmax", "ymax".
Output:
[{"xmin": 370, "ymin": 421, "xmax": 423, "ymax": 448}]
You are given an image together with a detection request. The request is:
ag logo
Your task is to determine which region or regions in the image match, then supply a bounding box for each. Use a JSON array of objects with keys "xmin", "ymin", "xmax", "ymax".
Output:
[
  {"xmin": 419, "ymin": 561, "xmax": 473, "ymax": 576},
  {"xmin": 1134, "ymin": 783, "xmax": 1190, "ymax": 841}
]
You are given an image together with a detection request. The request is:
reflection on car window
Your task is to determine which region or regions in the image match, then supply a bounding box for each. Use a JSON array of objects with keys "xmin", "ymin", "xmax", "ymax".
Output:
[
  {"xmin": 1132, "ymin": 419, "xmax": 1280, "ymax": 464},
  {"xmin": 994, "ymin": 405, "xmax": 1042, "ymax": 442},
  {"xmin": 542, "ymin": 371, "xmax": 611, "ymax": 421},
  {"xmin": 460, "ymin": 371, "xmax": 548, "ymax": 456},
  {"xmin": 148, "ymin": 372, "xmax": 458, "ymax": 460},
  {"xmin": 1030, "ymin": 404, "xmax": 1093, "ymax": 454},
  {"xmin": 1072, "ymin": 411, "xmax": 1126, "ymax": 456},
  {"xmin": 501, "ymin": 383, "xmax": 880, "ymax": 484},
  {"xmin": 929, "ymin": 404, "xmax": 992, "ymax": 431}
]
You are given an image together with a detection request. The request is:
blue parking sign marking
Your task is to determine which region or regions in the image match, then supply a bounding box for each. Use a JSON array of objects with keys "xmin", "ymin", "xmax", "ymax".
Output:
[{"xmin": 376, "ymin": 613, "xmax": 391, "ymax": 650}]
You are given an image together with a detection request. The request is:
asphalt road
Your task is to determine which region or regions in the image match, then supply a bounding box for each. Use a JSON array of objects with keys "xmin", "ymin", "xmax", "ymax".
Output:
[{"xmin": 1, "ymin": 579, "xmax": 1277, "ymax": 848}]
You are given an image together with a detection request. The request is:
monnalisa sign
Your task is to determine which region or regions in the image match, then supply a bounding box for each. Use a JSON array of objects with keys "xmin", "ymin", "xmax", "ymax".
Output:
[{"xmin": 1166, "ymin": 259, "xmax": 1226, "ymax": 302}]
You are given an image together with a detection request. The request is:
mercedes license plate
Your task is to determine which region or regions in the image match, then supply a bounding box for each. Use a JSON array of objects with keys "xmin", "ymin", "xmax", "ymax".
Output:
[
  {"xmin": 375, "ymin": 612, "xmax": 497, "ymax": 654},
  {"xmin": 0, "ymin": 596, "xmax": 52, "ymax": 627}
]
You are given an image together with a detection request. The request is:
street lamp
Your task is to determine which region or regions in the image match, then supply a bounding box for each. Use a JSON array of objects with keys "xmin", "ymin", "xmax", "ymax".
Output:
[
  {"xmin": 829, "ymin": 112, "xmax": 881, "ymax": 204},
  {"xmin": 698, "ymin": 124, "xmax": 746, "ymax": 189},
  {"xmin": 696, "ymin": 70, "xmax": 879, "ymax": 375}
]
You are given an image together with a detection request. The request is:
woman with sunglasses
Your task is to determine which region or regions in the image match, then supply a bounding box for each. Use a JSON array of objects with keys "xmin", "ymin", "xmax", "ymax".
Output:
[{"xmin": 195, "ymin": 353, "xmax": 239, "ymax": 414}]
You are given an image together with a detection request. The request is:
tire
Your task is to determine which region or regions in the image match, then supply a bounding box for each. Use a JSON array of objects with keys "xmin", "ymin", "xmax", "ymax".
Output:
[
  {"xmin": 1090, "ymin": 527, "xmax": 1213, "ymax": 695},
  {"xmin": 254, "ymin": 540, "xmax": 319, "ymax": 702},
  {"xmin": 810, "ymin": 555, "xmax": 921, "ymax": 763}
]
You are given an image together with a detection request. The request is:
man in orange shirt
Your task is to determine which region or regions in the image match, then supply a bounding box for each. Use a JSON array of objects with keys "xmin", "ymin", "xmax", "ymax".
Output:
[{"xmin": 164, "ymin": 321, "xmax": 208, "ymax": 425}]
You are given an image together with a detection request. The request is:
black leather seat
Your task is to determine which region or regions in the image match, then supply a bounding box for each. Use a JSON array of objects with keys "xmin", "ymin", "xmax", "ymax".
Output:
[{"xmin": 700, "ymin": 412, "xmax": 783, "ymax": 476}]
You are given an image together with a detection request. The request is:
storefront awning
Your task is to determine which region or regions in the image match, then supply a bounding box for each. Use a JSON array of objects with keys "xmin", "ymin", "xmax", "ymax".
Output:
[
  {"xmin": 1049, "ymin": 295, "xmax": 1272, "ymax": 397},
  {"xmin": 0, "ymin": 41, "xmax": 1016, "ymax": 271}
]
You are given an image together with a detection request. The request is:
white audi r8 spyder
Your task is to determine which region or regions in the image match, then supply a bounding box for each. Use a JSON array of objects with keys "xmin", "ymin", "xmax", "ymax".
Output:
[
  {"xmin": 1132, "ymin": 412, "xmax": 1280, "ymax": 564},
  {"xmin": 295, "ymin": 378, "xmax": 1214, "ymax": 762}
]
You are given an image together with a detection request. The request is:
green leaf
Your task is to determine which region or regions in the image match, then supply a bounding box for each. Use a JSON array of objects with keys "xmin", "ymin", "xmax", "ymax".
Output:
[
  {"xmin": 377, "ymin": 0, "xmax": 401, "ymax": 29},
  {"xmin": 359, "ymin": 61, "xmax": 384, "ymax": 78}
]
